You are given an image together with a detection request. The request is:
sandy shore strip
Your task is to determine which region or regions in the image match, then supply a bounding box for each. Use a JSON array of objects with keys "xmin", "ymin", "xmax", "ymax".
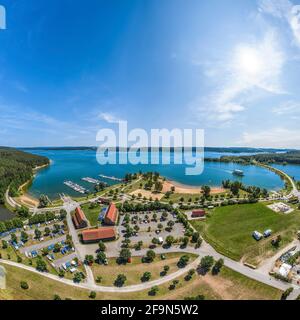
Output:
[{"xmin": 163, "ymin": 180, "xmax": 225, "ymax": 194}]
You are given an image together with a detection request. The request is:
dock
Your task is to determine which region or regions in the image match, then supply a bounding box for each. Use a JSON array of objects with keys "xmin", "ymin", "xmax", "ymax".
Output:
[
  {"xmin": 63, "ymin": 181, "xmax": 88, "ymax": 194},
  {"xmin": 99, "ymin": 174, "xmax": 123, "ymax": 182},
  {"xmin": 82, "ymin": 177, "xmax": 101, "ymax": 184}
]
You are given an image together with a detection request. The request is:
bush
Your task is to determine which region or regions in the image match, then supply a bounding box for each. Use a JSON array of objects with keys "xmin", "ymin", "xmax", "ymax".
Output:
[
  {"xmin": 281, "ymin": 287, "xmax": 293, "ymax": 300},
  {"xmin": 20, "ymin": 281, "xmax": 29, "ymax": 290}
]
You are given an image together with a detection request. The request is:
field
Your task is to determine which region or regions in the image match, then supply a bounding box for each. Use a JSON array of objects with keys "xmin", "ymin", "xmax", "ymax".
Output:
[
  {"xmin": 91, "ymin": 253, "xmax": 197, "ymax": 286},
  {"xmin": 81, "ymin": 202, "xmax": 103, "ymax": 226},
  {"xmin": 191, "ymin": 203, "xmax": 300, "ymax": 264},
  {"xmin": 0, "ymin": 263, "xmax": 282, "ymax": 300}
]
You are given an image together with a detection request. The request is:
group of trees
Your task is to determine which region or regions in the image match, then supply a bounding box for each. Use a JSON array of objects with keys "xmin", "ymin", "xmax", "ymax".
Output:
[
  {"xmin": 222, "ymin": 180, "xmax": 268, "ymax": 198},
  {"xmin": 121, "ymin": 200, "xmax": 173, "ymax": 213},
  {"xmin": 28, "ymin": 211, "xmax": 56, "ymax": 225},
  {"xmin": 0, "ymin": 217, "xmax": 23, "ymax": 234},
  {"xmin": 0, "ymin": 147, "xmax": 49, "ymax": 204}
]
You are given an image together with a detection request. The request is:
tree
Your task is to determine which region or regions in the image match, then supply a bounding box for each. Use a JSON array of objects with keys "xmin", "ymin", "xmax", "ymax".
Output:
[
  {"xmin": 200, "ymin": 256, "xmax": 214, "ymax": 273},
  {"xmin": 114, "ymin": 274, "xmax": 127, "ymax": 287},
  {"xmin": 53, "ymin": 294, "xmax": 62, "ymax": 300},
  {"xmin": 195, "ymin": 238, "xmax": 203, "ymax": 249},
  {"xmin": 39, "ymin": 194, "xmax": 49, "ymax": 208},
  {"xmin": 96, "ymin": 276, "xmax": 102, "ymax": 283},
  {"xmin": 36, "ymin": 258, "xmax": 47, "ymax": 272},
  {"xmin": 146, "ymin": 250, "xmax": 156, "ymax": 262},
  {"xmin": 281, "ymin": 287, "xmax": 293, "ymax": 300},
  {"xmin": 20, "ymin": 231, "xmax": 29, "ymax": 243},
  {"xmin": 98, "ymin": 241, "xmax": 106, "ymax": 252},
  {"xmin": 73, "ymin": 272, "xmax": 83, "ymax": 283},
  {"xmin": 85, "ymin": 255, "xmax": 94, "ymax": 265},
  {"xmin": 20, "ymin": 281, "xmax": 29, "ymax": 290},
  {"xmin": 141, "ymin": 271, "xmax": 152, "ymax": 282},
  {"xmin": 96, "ymin": 251, "xmax": 107, "ymax": 264},
  {"xmin": 191, "ymin": 232, "xmax": 200, "ymax": 243},
  {"xmin": 178, "ymin": 255, "xmax": 190, "ymax": 268},
  {"xmin": 11, "ymin": 233, "xmax": 17, "ymax": 243},
  {"xmin": 185, "ymin": 268, "xmax": 196, "ymax": 281},
  {"xmin": 165, "ymin": 235, "xmax": 175, "ymax": 247},
  {"xmin": 1, "ymin": 240, "xmax": 8, "ymax": 249},
  {"xmin": 118, "ymin": 248, "xmax": 131, "ymax": 264},
  {"xmin": 201, "ymin": 185, "xmax": 211, "ymax": 198},
  {"xmin": 34, "ymin": 228, "xmax": 42, "ymax": 239},
  {"xmin": 89, "ymin": 291, "xmax": 97, "ymax": 299},
  {"xmin": 148, "ymin": 286, "xmax": 159, "ymax": 296},
  {"xmin": 44, "ymin": 227, "xmax": 51, "ymax": 236},
  {"xmin": 181, "ymin": 236, "xmax": 189, "ymax": 248},
  {"xmin": 212, "ymin": 258, "xmax": 224, "ymax": 275}
]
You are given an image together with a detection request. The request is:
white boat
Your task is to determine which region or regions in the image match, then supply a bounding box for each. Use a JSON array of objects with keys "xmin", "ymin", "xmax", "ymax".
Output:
[{"xmin": 232, "ymin": 169, "xmax": 244, "ymax": 176}]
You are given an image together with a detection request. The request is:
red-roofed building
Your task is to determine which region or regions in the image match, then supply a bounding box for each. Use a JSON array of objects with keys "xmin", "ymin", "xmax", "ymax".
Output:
[
  {"xmin": 72, "ymin": 207, "xmax": 88, "ymax": 229},
  {"xmin": 191, "ymin": 209, "xmax": 206, "ymax": 218},
  {"xmin": 104, "ymin": 203, "xmax": 118, "ymax": 225},
  {"xmin": 81, "ymin": 227, "xmax": 116, "ymax": 243}
]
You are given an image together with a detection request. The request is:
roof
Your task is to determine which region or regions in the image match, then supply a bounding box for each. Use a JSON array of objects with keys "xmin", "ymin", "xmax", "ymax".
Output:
[
  {"xmin": 82, "ymin": 227, "xmax": 116, "ymax": 242},
  {"xmin": 279, "ymin": 263, "xmax": 292, "ymax": 277},
  {"xmin": 192, "ymin": 209, "xmax": 205, "ymax": 213},
  {"xmin": 75, "ymin": 207, "xmax": 87, "ymax": 223},
  {"xmin": 105, "ymin": 203, "xmax": 118, "ymax": 223}
]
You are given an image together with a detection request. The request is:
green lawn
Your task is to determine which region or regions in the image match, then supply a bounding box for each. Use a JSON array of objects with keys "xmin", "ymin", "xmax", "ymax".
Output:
[
  {"xmin": 91, "ymin": 253, "xmax": 197, "ymax": 286},
  {"xmin": 81, "ymin": 203, "xmax": 103, "ymax": 227},
  {"xmin": 191, "ymin": 203, "xmax": 300, "ymax": 264},
  {"xmin": 0, "ymin": 262, "xmax": 282, "ymax": 300}
]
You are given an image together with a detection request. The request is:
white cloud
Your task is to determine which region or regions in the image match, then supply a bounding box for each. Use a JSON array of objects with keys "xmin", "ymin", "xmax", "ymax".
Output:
[
  {"xmin": 272, "ymin": 100, "xmax": 300, "ymax": 115},
  {"xmin": 241, "ymin": 127, "xmax": 300, "ymax": 148},
  {"xmin": 98, "ymin": 112, "xmax": 123, "ymax": 124},
  {"xmin": 259, "ymin": 0, "xmax": 300, "ymax": 47},
  {"xmin": 197, "ymin": 30, "xmax": 285, "ymax": 123}
]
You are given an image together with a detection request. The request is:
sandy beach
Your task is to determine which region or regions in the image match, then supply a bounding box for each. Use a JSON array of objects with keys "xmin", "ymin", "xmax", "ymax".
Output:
[{"xmin": 163, "ymin": 180, "xmax": 225, "ymax": 195}]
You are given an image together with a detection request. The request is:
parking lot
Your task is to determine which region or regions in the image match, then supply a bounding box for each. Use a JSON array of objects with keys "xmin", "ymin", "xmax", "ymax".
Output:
[{"xmin": 119, "ymin": 210, "xmax": 185, "ymax": 245}]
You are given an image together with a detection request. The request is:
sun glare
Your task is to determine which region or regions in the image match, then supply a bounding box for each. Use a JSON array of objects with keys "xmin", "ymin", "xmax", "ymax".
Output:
[{"xmin": 236, "ymin": 47, "xmax": 263, "ymax": 76}]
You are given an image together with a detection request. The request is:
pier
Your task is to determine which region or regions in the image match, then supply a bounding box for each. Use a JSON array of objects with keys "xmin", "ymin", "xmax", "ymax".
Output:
[
  {"xmin": 82, "ymin": 177, "xmax": 101, "ymax": 184},
  {"xmin": 99, "ymin": 174, "xmax": 123, "ymax": 182},
  {"xmin": 64, "ymin": 181, "xmax": 87, "ymax": 194}
]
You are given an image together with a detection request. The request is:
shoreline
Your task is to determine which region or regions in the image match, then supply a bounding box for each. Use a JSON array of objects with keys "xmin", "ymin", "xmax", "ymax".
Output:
[
  {"xmin": 163, "ymin": 180, "xmax": 226, "ymax": 194},
  {"xmin": 16, "ymin": 161, "xmax": 51, "ymax": 208}
]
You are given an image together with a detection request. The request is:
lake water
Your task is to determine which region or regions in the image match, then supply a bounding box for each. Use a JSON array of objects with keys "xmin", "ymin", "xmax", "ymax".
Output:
[
  {"xmin": 22, "ymin": 149, "xmax": 287, "ymax": 200},
  {"xmin": 271, "ymin": 163, "xmax": 300, "ymax": 181}
]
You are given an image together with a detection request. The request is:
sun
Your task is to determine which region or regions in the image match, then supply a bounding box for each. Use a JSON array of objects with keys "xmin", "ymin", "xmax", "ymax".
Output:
[{"xmin": 235, "ymin": 46, "xmax": 263, "ymax": 77}]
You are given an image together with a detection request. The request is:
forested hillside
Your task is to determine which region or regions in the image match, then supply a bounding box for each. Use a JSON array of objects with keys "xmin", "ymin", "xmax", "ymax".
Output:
[
  {"xmin": 205, "ymin": 150, "xmax": 300, "ymax": 165},
  {"xmin": 0, "ymin": 147, "xmax": 49, "ymax": 204}
]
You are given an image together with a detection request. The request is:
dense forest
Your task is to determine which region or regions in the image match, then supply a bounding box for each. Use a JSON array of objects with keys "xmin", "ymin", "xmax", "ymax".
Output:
[
  {"xmin": 0, "ymin": 147, "xmax": 49, "ymax": 204},
  {"xmin": 206, "ymin": 150, "xmax": 300, "ymax": 165}
]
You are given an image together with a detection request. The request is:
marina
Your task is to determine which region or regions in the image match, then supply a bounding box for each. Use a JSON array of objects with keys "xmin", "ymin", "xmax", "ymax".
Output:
[
  {"xmin": 82, "ymin": 177, "xmax": 101, "ymax": 184},
  {"xmin": 63, "ymin": 181, "xmax": 88, "ymax": 194}
]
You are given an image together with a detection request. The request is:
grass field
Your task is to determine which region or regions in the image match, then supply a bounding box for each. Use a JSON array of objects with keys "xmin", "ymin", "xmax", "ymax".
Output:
[
  {"xmin": 191, "ymin": 203, "xmax": 300, "ymax": 264},
  {"xmin": 91, "ymin": 253, "xmax": 197, "ymax": 286},
  {"xmin": 0, "ymin": 262, "xmax": 282, "ymax": 300},
  {"xmin": 81, "ymin": 202, "xmax": 104, "ymax": 226}
]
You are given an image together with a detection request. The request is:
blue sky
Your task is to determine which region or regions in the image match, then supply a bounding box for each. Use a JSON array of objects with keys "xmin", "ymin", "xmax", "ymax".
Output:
[{"xmin": 0, "ymin": 0, "xmax": 300, "ymax": 148}]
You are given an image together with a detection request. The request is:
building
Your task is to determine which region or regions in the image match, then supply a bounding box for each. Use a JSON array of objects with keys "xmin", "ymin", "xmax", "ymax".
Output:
[
  {"xmin": 104, "ymin": 203, "xmax": 118, "ymax": 225},
  {"xmin": 81, "ymin": 227, "xmax": 116, "ymax": 243},
  {"xmin": 98, "ymin": 197, "xmax": 110, "ymax": 205},
  {"xmin": 191, "ymin": 209, "xmax": 206, "ymax": 218},
  {"xmin": 72, "ymin": 206, "xmax": 88, "ymax": 229}
]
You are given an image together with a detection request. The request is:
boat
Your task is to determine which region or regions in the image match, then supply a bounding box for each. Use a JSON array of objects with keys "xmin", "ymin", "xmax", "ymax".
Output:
[{"xmin": 232, "ymin": 169, "xmax": 244, "ymax": 176}]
